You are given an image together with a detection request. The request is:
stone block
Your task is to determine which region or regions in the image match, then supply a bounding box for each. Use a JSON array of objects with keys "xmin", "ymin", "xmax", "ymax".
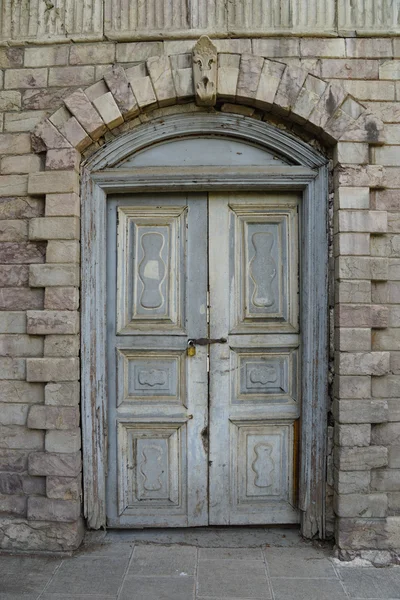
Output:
[
  {"xmin": 335, "ymin": 424, "xmax": 371, "ymax": 447},
  {"xmin": 0, "ymin": 91, "xmax": 21, "ymax": 112},
  {"xmin": 337, "ymin": 210, "xmax": 387, "ymax": 234},
  {"xmin": 291, "ymin": 74, "xmax": 327, "ymax": 122},
  {"xmin": 332, "ymin": 398, "xmax": 388, "ymax": 424},
  {"xmin": 301, "ymin": 38, "xmax": 345, "ymax": 57},
  {"xmin": 45, "ymin": 193, "xmax": 80, "ymax": 217},
  {"xmin": 0, "ymin": 403, "xmax": 29, "ymax": 426},
  {"xmin": 0, "ymin": 175, "xmax": 28, "ymax": 197},
  {"xmin": 32, "ymin": 119, "xmax": 71, "ymax": 152},
  {"xmin": 389, "ymin": 258, "xmax": 400, "ymax": 280},
  {"xmin": 147, "ymin": 55, "xmax": 176, "ymax": 107},
  {"xmin": 254, "ymin": 59, "xmax": 285, "ymax": 109},
  {"xmin": 334, "ymin": 142, "xmax": 369, "ymax": 166},
  {"xmin": 64, "ymin": 89, "xmax": 106, "ymax": 140},
  {"xmin": 44, "ymin": 335, "xmax": 80, "ymax": 358},
  {"xmin": 372, "ymin": 375, "xmax": 400, "ymax": 398},
  {"xmin": 24, "ymin": 46, "xmax": 69, "ymax": 67},
  {"xmin": 92, "ymin": 92, "xmax": 123, "ymax": 129},
  {"xmin": 390, "ymin": 351, "xmax": 400, "ymax": 374},
  {"xmin": 170, "ymin": 54, "xmax": 194, "ymax": 100},
  {"xmin": 0, "ymin": 133, "xmax": 31, "ymax": 155},
  {"xmin": 0, "ymin": 197, "xmax": 43, "ymax": 219},
  {"xmin": 0, "ymin": 265, "xmax": 29, "ymax": 286},
  {"xmin": 372, "ymin": 422, "xmax": 400, "ymax": 446},
  {"xmin": 335, "ymin": 165, "xmax": 385, "ymax": 189},
  {"xmin": 335, "ymin": 375, "xmax": 371, "ymax": 398},
  {"xmin": 373, "ymin": 329, "xmax": 400, "ymax": 351},
  {"xmin": 0, "ymin": 494, "xmax": 26, "ymax": 516},
  {"xmin": 346, "ymin": 38, "xmax": 393, "ymax": 58},
  {"xmin": 69, "ymin": 43, "xmax": 115, "ymax": 65},
  {"xmin": 126, "ymin": 65, "xmax": 157, "ymax": 110},
  {"xmin": 44, "ymin": 287, "xmax": 79, "ymax": 311},
  {"xmin": 48, "ymin": 67, "xmax": 95, "ymax": 87},
  {"xmin": 0, "ymin": 357, "xmax": 26, "ymax": 379},
  {"xmin": 0, "ymin": 516, "xmax": 84, "ymax": 552},
  {"xmin": 0, "ymin": 425, "xmax": 43, "ymax": 450},
  {"xmin": 335, "ymin": 281, "xmax": 371, "ymax": 304},
  {"xmin": 46, "ymin": 240, "xmax": 80, "ymax": 263},
  {"xmin": 0, "ymin": 219, "xmax": 28, "ymax": 242},
  {"xmin": 389, "ymin": 282, "xmax": 400, "ymax": 303},
  {"xmin": 0, "ymin": 312, "xmax": 27, "ymax": 334},
  {"xmin": 336, "ymin": 257, "xmax": 388, "ymax": 281},
  {"xmin": 385, "ymin": 167, "xmax": 400, "ymax": 189},
  {"xmin": 372, "ymin": 147, "xmax": 400, "ymax": 167},
  {"xmin": 0, "ymin": 449, "xmax": 27, "ymax": 472},
  {"xmin": 252, "ymin": 38, "xmax": 299, "ymax": 57},
  {"xmin": 336, "ymin": 351, "xmax": 390, "ymax": 376},
  {"xmin": 307, "ymin": 82, "xmax": 347, "ymax": 130},
  {"xmin": 57, "ymin": 116, "xmax": 92, "ymax": 152},
  {"xmin": 46, "ymin": 476, "xmax": 81, "ymax": 501},
  {"xmin": 104, "ymin": 65, "xmax": 139, "ymax": 119},
  {"xmin": 28, "ymin": 451, "xmax": 80, "ymax": 477},
  {"xmin": 334, "ymin": 446, "xmax": 388, "ymax": 470},
  {"xmin": 217, "ymin": 54, "xmax": 240, "ymax": 101},
  {"xmin": 335, "ymin": 304, "xmax": 388, "ymax": 328},
  {"xmin": 1, "ymin": 155, "xmax": 42, "ymax": 175},
  {"xmin": 236, "ymin": 54, "xmax": 264, "ymax": 104},
  {"xmin": 274, "ymin": 64, "xmax": 307, "ymax": 114},
  {"xmin": 0, "ymin": 473, "xmax": 24, "ymax": 496},
  {"xmin": 322, "ymin": 58, "xmax": 378, "ymax": 80},
  {"xmin": 0, "ymin": 288, "xmax": 43, "ymax": 310},
  {"xmin": 29, "ymin": 264, "xmax": 79, "ymax": 287},
  {"xmin": 27, "ymin": 496, "xmax": 80, "ymax": 523},
  {"xmin": 27, "ymin": 310, "xmax": 79, "ymax": 335},
  {"xmin": 45, "ymin": 429, "xmax": 81, "ymax": 453},
  {"xmin": 116, "ymin": 42, "xmax": 162, "ymax": 62},
  {"xmin": 5, "ymin": 69, "xmax": 47, "ymax": 90},
  {"xmin": 334, "ymin": 469, "xmax": 371, "ymax": 494},
  {"xmin": 334, "ymin": 492, "xmax": 388, "ymax": 518},
  {"xmin": 388, "ymin": 446, "xmax": 400, "ymax": 468},
  {"xmin": 371, "ymin": 469, "xmax": 400, "ymax": 492},
  {"xmin": 45, "ymin": 382, "xmax": 79, "ymax": 406},
  {"xmin": 335, "ymin": 328, "xmax": 371, "ymax": 351},
  {"xmin": 379, "ymin": 61, "xmax": 400, "ymax": 80},
  {"xmin": 0, "ymin": 334, "xmax": 43, "ymax": 357},
  {"xmin": 26, "ymin": 357, "xmax": 79, "ymax": 382},
  {"xmin": 0, "ymin": 380, "xmax": 44, "ymax": 404},
  {"xmin": 45, "ymin": 149, "xmax": 80, "ymax": 172},
  {"xmin": 28, "ymin": 171, "xmax": 79, "ymax": 196},
  {"xmin": 28, "ymin": 406, "xmax": 79, "ymax": 430}
]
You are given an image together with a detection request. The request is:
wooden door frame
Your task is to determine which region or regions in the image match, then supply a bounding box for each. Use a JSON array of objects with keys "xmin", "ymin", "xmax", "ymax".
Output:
[{"xmin": 81, "ymin": 113, "xmax": 329, "ymax": 538}]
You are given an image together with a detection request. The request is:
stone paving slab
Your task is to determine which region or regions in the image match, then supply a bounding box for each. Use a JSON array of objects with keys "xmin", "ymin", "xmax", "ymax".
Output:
[{"xmin": 3, "ymin": 529, "xmax": 400, "ymax": 599}]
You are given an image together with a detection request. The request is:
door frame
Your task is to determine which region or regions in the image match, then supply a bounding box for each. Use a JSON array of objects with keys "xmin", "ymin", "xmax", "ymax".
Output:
[{"xmin": 81, "ymin": 113, "xmax": 329, "ymax": 538}]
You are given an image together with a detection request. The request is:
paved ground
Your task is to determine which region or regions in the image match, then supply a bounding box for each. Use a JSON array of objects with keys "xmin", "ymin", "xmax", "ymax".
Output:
[{"xmin": 2, "ymin": 527, "xmax": 400, "ymax": 600}]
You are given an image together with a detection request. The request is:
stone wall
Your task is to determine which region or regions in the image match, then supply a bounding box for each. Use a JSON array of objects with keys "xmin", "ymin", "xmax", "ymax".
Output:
[{"xmin": 0, "ymin": 35, "xmax": 399, "ymax": 552}]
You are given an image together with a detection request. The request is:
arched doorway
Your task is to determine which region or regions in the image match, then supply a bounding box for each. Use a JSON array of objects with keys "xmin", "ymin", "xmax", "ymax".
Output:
[{"xmin": 81, "ymin": 113, "xmax": 329, "ymax": 537}]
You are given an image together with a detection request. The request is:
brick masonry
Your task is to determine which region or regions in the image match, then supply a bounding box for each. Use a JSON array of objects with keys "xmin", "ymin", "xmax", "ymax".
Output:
[{"xmin": 0, "ymin": 36, "xmax": 399, "ymax": 553}]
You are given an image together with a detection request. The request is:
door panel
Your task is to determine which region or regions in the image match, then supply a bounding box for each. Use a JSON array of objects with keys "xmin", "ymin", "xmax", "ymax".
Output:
[
  {"xmin": 106, "ymin": 194, "xmax": 208, "ymax": 527},
  {"xmin": 208, "ymin": 193, "xmax": 301, "ymax": 525}
]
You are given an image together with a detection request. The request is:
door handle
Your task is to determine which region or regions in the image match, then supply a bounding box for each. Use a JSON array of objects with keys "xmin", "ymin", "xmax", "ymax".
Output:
[{"xmin": 188, "ymin": 337, "xmax": 227, "ymax": 346}]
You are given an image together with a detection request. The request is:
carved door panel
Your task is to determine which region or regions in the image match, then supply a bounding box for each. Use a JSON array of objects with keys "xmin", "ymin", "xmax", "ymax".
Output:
[
  {"xmin": 208, "ymin": 192, "xmax": 301, "ymax": 525},
  {"xmin": 106, "ymin": 193, "xmax": 208, "ymax": 527}
]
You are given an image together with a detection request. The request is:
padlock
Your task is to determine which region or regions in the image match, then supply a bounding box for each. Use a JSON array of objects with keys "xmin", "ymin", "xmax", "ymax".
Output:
[{"xmin": 187, "ymin": 340, "xmax": 196, "ymax": 357}]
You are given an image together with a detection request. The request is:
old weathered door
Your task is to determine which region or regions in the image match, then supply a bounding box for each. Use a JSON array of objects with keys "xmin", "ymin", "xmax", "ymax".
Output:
[
  {"xmin": 208, "ymin": 193, "xmax": 300, "ymax": 525},
  {"xmin": 106, "ymin": 193, "xmax": 209, "ymax": 527},
  {"xmin": 106, "ymin": 191, "xmax": 300, "ymax": 527}
]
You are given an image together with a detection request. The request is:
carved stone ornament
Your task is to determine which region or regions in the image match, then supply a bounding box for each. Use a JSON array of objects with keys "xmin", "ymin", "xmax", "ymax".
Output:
[{"xmin": 192, "ymin": 36, "xmax": 218, "ymax": 107}]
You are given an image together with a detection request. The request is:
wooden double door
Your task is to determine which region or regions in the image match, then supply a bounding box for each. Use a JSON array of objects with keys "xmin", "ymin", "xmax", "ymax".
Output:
[{"xmin": 106, "ymin": 191, "xmax": 301, "ymax": 527}]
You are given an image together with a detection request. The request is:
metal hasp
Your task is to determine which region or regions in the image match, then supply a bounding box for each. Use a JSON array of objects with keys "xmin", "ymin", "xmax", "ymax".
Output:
[{"xmin": 188, "ymin": 337, "xmax": 227, "ymax": 346}]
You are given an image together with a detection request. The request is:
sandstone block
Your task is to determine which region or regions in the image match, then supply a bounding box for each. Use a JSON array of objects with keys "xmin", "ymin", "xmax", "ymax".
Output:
[
  {"xmin": 236, "ymin": 54, "xmax": 264, "ymax": 104},
  {"xmin": 22, "ymin": 475, "xmax": 46, "ymax": 496},
  {"xmin": 389, "ymin": 258, "xmax": 400, "ymax": 280},
  {"xmin": 45, "ymin": 149, "xmax": 80, "ymax": 172},
  {"xmin": 5, "ymin": 69, "xmax": 47, "ymax": 90},
  {"xmin": 291, "ymin": 74, "xmax": 327, "ymax": 122},
  {"xmin": 0, "ymin": 403, "xmax": 29, "ymax": 426},
  {"xmin": 335, "ymin": 187, "xmax": 370, "ymax": 210},
  {"xmin": 335, "ymin": 280, "xmax": 371, "ymax": 304},
  {"xmin": 0, "ymin": 91, "xmax": 21, "ymax": 112},
  {"xmin": 147, "ymin": 55, "xmax": 176, "ymax": 107},
  {"xmin": 334, "ymin": 469, "xmax": 371, "ymax": 494},
  {"xmin": 334, "ymin": 492, "xmax": 387, "ymax": 518},
  {"xmin": 1, "ymin": 155, "xmax": 42, "ymax": 175},
  {"xmin": 30, "ymin": 217, "xmax": 80, "ymax": 241},
  {"xmin": 170, "ymin": 54, "xmax": 194, "ymax": 100},
  {"xmin": 389, "ymin": 282, "xmax": 400, "ymax": 303},
  {"xmin": 0, "ymin": 516, "xmax": 84, "ymax": 552},
  {"xmin": 45, "ymin": 193, "xmax": 80, "ymax": 217},
  {"xmin": 0, "ymin": 219, "xmax": 28, "ymax": 242},
  {"xmin": 28, "ymin": 451, "xmax": 80, "ymax": 477},
  {"xmin": 336, "ymin": 351, "xmax": 390, "ymax": 376},
  {"xmin": 334, "ymin": 446, "xmax": 388, "ymax": 470},
  {"xmin": 373, "ymin": 329, "xmax": 400, "ymax": 351},
  {"xmin": 217, "ymin": 54, "xmax": 240, "ymax": 101},
  {"xmin": 0, "ymin": 133, "xmax": 31, "ymax": 156},
  {"xmin": 372, "ymin": 423, "xmax": 400, "ymax": 446},
  {"xmin": 0, "ymin": 494, "xmax": 26, "ymax": 517},
  {"xmin": 375, "ymin": 189, "xmax": 400, "ymax": 211},
  {"xmin": 45, "ymin": 382, "xmax": 79, "ymax": 406},
  {"xmin": 346, "ymin": 38, "xmax": 393, "ymax": 58},
  {"xmin": 0, "ymin": 197, "xmax": 43, "ymax": 219},
  {"xmin": 26, "ymin": 357, "xmax": 79, "ymax": 382},
  {"xmin": 322, "ymin": 58, "xmax": 378, "ymax": 80},
  {"xmin": 335, "ymin": 165, "xmax": 385, "ymax": 188},
  {"xmin": 46, "ymin": 240, "xmax": 80, "ymax": 263},
  {"xmin": 44, "ymin": 287, "xmax": 79, "ymax": 311},
  {"xmin": 0, "ymin": 449, "xmax": 27, "ymax": 472},
  {"xmin": 92, "ymin": 92, "xmax": 123, "ymax": 129},
  {"xmin": 29, "ymin": 264, "xmax": 79, "ymax": 287},
  {"xmin": 371, "ymin": 469, "xmax": 400, "ymax": 492},
  {"xmin": 46, "ymin": 476, "xmax": 81, "ymax": 501},
  {"xmin": 48, "ymin": 67, "xmax": 94, "ymax": 87},
  {"xmin": 0, "ymin": 312, "xmax": 26, "ymax": 334},
  {"xmin": 0, "ymin": 265, "xmax": 29, "ymax": 286},
  {"xmin": 64, "ymin": 89, "xmax": 106, "ymax": 140},
  {"xmin": 254, "ymin": 59, "xmax": 285, "ymax": 109},
  {"xmin": 27, "ymin": 496, "xmax": 80, "ymax": 523},
  {"xmin": 104, "ymin": 65, "xmax": 139, "ymax": 119},
  {"xmin": 45, "ymin": 429, "xmax": 81, "ymax": 453},
  {"xmin": 308, "ymin": 82, "xmax": 347, "ymax": 130},
  {"xmin": 388, "ymin": 447, "xmax": 400, "ymax": 468},
  {"xmin": 372, "ymin": 282, "xmax": 389, "ymax": 304},
  {"xmin": 0, "ymin": 334, "xmax": 43, "ymax": 358},
  {"xmin": 28, "ymin": 171, "xmax": 79, "ymax": 196},
  {"xmin": 28, "ymin": 406, "xmax": 79, "ymax": 430},
  {"xmin": 0, "ymin": 288, "xmax": 43, "ymax": 311},
  {"xmin": 126, "ymin": 65, "xmax": 157, "ymax": 110},
  {"xmin": 0, "ymin": 425, "xmax": 43, "ymax": 450},
  {"xmin": 24, "ymin": 46, "xmax": 69, "ymax": 68},
  {"xmin": 0, "ymin": 175, "xmax": 28, "ymax": 197},
  {"xmin": 116, "ymin": 42, "xmax": 162, "ymax": 62},
  {"xmin": 372, "ymin": 375, "xmax": 400, "ymax": 398},
  {"xmin": 335, "ymin": 375, "xmax": 371, "ymax": 398},
  {"xmin": 334, "ymin": 142, "xmax": 369, "ymax": 165},
  {"xmin": 0, "ymin": 357, "xmax": 26, "ymax": 379},
  {"xmin": 336, "ymin": 257, "xmax": 388, "ymax": 281},
  {"xmin": 0, "ymin": 380, "xmax": 44, "ymax": 404},
  {"xmin": 332, "ymin": 398, "xmax": 388, "ymax": 424},
  {"xmin": 27, "ymin": 310, "xmax": 79, "ymax": 335},
  {"xmin": 335, "ymin": 304, "xmax": 388, "ymax": 328},
  {"xmin": 372, "ymin": 147, "xmax": 400, "ymax": 167},
  {"xmin": 32, "ymin": 119, "xmax": 71, "ymax": 153},
  {"xmin": 274, "ymin": 64, "xmax": 307, "ymax": 114},
  {"xmin": 337, "ymin": 210, "xmax": 387, "ymax": 234},
  {"xmin": 335, "ymin": 328, "xmax": 371, "ymax": 351},
  {"xmin": 69, "ymin": 43, "xmax": 115, "ymax": 65},
  {"xmin": 335, "ymin": 424, "xmax": 371, "ymax": 447},
  {"xmin": 57, "ymin": 115, "xmax": 92, "ymax": 152},
  {"xmin": 44, "ymin": 335, "xmax": 80, "ymax": 358}
]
